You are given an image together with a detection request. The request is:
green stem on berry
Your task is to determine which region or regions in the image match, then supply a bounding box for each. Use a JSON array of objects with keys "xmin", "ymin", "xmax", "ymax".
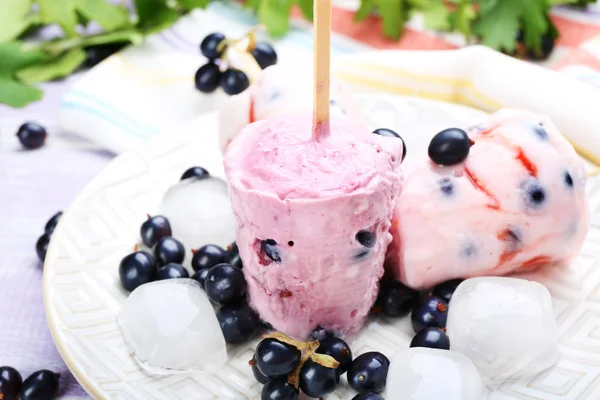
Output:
[{"xmin": 263, "ymin": 332, "xmax": 340, "ymax": 388}]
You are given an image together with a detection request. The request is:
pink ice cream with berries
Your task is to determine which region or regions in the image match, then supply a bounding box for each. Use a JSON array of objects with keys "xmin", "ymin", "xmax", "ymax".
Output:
[
  {"xmin": 387, "ymin": 109, "xmax": 589, "ymax": 289},
  {"xmin": 224, "ymin": 114, "xmax": 403, "ymax": 339}
]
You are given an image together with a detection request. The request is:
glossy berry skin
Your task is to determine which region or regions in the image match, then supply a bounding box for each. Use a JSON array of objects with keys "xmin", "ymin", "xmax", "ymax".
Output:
[
  {"xmin": 153, "ymin": 236, "xmax": 185, "ymax": 266},
  {"xmin": 310, "ymin": 326, "xmax": 333, "ymax": 342},
  {"xmin": 195, "ymin": 63, "xmax": 221, "ymax": 93},
  {"xmin": 299, "ymin": 359, "xmax": 340, "ymax": 398},
  {"xmin": 221, "ymin": 69, "xmax": 250, "ymax": 95},
  {"xmin": 251, "ymin": 42, "xmax": 278, "ymax": 69},
  {"xmin": 352, "ymin": 392, "xmax": 385, "ymax": 400},
  {"xmin": 225, "ymin": 242, "xmax": 243, "ymax": 268},
  {"xmin": 432, "ymin": 279, "xmax": 464, "ymax": 303},
  {"xmin": 317, "ymin": 337, "xmax": 353, "ymax": 374},
  {"xmin": 21, "ymin": 370, "xmax": 60, "ymax": 400},
  {"xmin": 410, "ymin": 327, "xmax": 450, "ymax": 350},
  {"xmin": 347, "ymin": 352, "xmax": 390, "ymax": 393},
  {"xmin": 191, "ymin": 268, "xmax": 210, "ymax": 288},
  {"xmin": 216, "ymin": 303, "xmax": 259, "ymax": 343},
  {"xmin": 181, "ymin": 166, "xmax": 210, "ymax": 181},
  {"xmin": 251, "ymin": 355, "xmax": 269, "ymax": 384},
  {"xmin": 200, "ymin": 32, "xmax": 226, "ymax": 59},
  {"xmin": 44, "ymin": 211, "xmax": 63, "ymax": 234},
  {"xmin": 411, "ymin": 295, "xmax": 448, "ymax": 334},
  {"xmin": 140, "ymin": 215, "xmax": 172, "ymax": 247},
  {"xmin": 17, "ymin": 122, "xmax": 47, "ymax": 149},
  {"xmin": 255, "ymin": 338, "xmax": 301, "ymax": 378},
  {"xmin": 373, "ymin": 128, "xmax": 407, "ymax": 161},
  {"xmin": 157, "ymin": 263, "xmax": 189, "ymax": 280},
  {"xmin": 84, "ymin": 42, "xmax": 127, "ymax": 67},
  {"xmin": 0, "ymin": 366, "xmax": 22, "ymax": 400},
  {"xmin": 376, "ymin": 280, "xmax": 419, "ymax": 318},
  {"xmin": 261, "ymin": 378, "xmax": 299, "ymax": 400},
  {"xmin": 428, "ymin": 128, "xmax": 472, "ymax": 166},
  {"xmin": 191, "ymin": 244, "xmax": 226, "ymax": 271},
  {"xmin": 204, "ymin": 263, "xmax": 246, "ymax": 304},
  {"xmin": 36, "ymin": 233, "xmax": 51, "ymax": 262},
  {"xmin": 119, "ymin": 251, "xmax": 157, "ymax": 291}
]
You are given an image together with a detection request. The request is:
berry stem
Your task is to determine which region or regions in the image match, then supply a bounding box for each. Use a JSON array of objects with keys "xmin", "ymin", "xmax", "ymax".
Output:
[
  {"xmin": 588, "ymin": 168, "xmax": 600, "ymax": 177},
  {"xmin": 263, "ymin": 332, "xmax": 340, "ymax": 388}
]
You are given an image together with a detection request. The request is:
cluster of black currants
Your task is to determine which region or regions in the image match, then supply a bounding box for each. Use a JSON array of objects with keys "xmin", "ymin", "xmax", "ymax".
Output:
[
  {"xmin": 36, "ymin": 211, "xmax": 63, "ymax": 262},
  {"xmin": 252, "ymin": 328, "xmax": 391, "ymax": 400},
  {"xmin": 118, "ymin": 166, "xmax": 210, "ymax": 291},
  {"xmin": 195, "ymin": 31, "xmax": 277, "ymax": 95},
  {"xmin": 0, "ymin": 367, "xmax": 60, "ymax": 400},
  {"xmin": 118, "ymin": 166, "xmax": 259, "ymax": 343},
  {"xmin": 190, "ymin": 241, "xmax": 261, "ymax": 344},
  {"xmin": 376, "ymin": 278, "xmax": 465, "ymax": 350}
]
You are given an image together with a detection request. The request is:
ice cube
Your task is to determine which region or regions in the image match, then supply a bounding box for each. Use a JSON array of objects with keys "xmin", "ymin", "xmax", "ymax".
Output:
[
  {"xmin": 446, "ymin": 277, "xmax": 558, "ymax": 384},
  {"xmin": 385, "ymin": 348, "xmax": 487, "ymax": 400},
  {"xmin": 116, "ymin": 279, "xmax": 227, "ymax": 374},
  {"xmin": 159, "ymin": 177, "xmax": 236, "ymax": 253}
]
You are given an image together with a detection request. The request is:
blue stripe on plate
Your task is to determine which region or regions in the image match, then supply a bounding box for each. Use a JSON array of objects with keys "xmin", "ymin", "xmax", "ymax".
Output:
[
  {"xmin": 62, "ymin": 91, "xmax": 159, "ymax": 137},
  {"xmin": 60, "ymin": 101, "xmax": 152, "ymax": 139}
]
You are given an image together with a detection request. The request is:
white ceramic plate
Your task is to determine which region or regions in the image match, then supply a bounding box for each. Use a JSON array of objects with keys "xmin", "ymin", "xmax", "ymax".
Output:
[{"xmin": 44, "ymin": 94, "xmax": 600, "ymax": 400}]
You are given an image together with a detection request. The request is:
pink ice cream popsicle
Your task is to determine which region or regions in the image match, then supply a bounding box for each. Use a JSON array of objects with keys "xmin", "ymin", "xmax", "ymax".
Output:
[
  {"xmin": 218, "ymin": 64, "xmax": 361, "ymax": 152},
  {"xmin": 387, "ymin": 109, "xmax": 589, "ymax": 290},
  {"xmin": 224, "ymin": 114, "xmax": 403, "ymax": 339}
]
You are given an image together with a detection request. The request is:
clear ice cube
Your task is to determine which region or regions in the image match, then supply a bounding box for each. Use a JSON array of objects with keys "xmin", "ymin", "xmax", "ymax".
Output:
[
  {"xmin": 385, "ymin": 347, "xmax": 487, "ymax": 400},
  {"xmin": 116, "ymin": 279, "xmax": 227, "ymax": 374},
  {"xmin": 159, "ymin": 177, "xmax": 236, "ymax": 253},
  {"xmin": 446, "ymin": 277, "xmax": 558, "ymax": 384}
]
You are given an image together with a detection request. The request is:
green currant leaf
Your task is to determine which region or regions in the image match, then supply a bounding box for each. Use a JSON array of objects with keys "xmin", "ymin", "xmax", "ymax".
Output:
[
  {"xmin": 296, "ymin": 0, "xmax": 314, "ymax": 21},
  {"xmin": 259, "ymin": 0, "xmax": 293, "ymax": 37},
  {"xmin": 473, "ymin": 0, "xmax": 521, "ymax": 51},
  {"xmin": 17, "ymin": 48, "xmax": 86, "ymax": 84},
  {"xmin": 355, "ymin": 0, "xmax": 374, "ymax": 21},
  {"xmin": 0, "ymin": 0, "xmax": 33, "ymax": 43},
  {"xmin": 376, "ymin": 0, "xmax": 405, "ymax": 41}
]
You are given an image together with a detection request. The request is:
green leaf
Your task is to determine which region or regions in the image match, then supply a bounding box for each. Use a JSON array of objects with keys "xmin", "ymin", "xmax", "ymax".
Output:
[
  {"xmin": 296, "ymin": 0, "xmax": 314, "ymax": 21},
  {"xmin": 38, "ymin": 0, "xmax": 78, "ymax": 37},
  {"xmin": 0, "ymin": 41, "xmax": 46, "ymax": 107},
  {"xmin": 258, "ymin": 0, "xmax": 293, "ymax": 37},
  {"xmin": 245, "ymin": 0, "xmax": 260, "ymax": 10},
  {"xmin": 451, "ymin": 2, "xmax": 476, "ymax": 37},
  {"xmin": 43, "ymin": 29, "xmax": 143, "ymax": 55},
  {"xmin": 177, "ymin": 0, "xmax": 211, "ymax": 9},
  {"xmin": 0, "ymin": 77, "xmax": 43, "ymax": 107},
  {"xmin": 75, "ymin": 0, "xmax": 130, "ymax": 31},
  {"xmin": 17, "ymin": 48, "xmax": 86, "ymax": 84},
  {"xmin": 473, "ymin": 0, "xmax": 521, "ymax": 51},
  {"xmin": 376, "ymin": 0, "xmax": 404, "ymax": 40},
  {"xmin": 422, "ymin": 1, "xmax": 450, "ymax": 30},
  {"xmin": 39, "ymin": 0, "xmax": 131, "ymax": 37},
  {"xmin": 477, "ymin": 0, "xmax": 500, "ymax": 15},
  {"xmin": 547, "ymin": 0, "xmax": 576, "ymax": 4},
  {"xmin": 406, "ymin": 0, "xmax": 428, "ymax": 7},
  {"xmin": 133, "ymin": 0, "xmax": 180, "ymax": 34},
  {"xmin": 521, "ymin": 0, "xmax": 548, "ymax": 54},
  {"xmin": 0, "ymin": 41, "xmax": 46, "ymax": 73},
  {"xmin": 0, "ymin": 0, "xmax": 33, "ymax": 43},
  {"xmin": 355, "ymin": 0, "xmax": 374, "ymax": 21}
]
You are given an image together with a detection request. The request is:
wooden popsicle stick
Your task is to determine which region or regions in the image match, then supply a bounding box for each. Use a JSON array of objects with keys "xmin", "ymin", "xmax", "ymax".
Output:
[
  {"xmin": 312, "ymin": 0, "xmax": 332, "ymax": 141},
  {"xmin": 588, "ymin": 167, "xmax": 600, "ymax": 177}
]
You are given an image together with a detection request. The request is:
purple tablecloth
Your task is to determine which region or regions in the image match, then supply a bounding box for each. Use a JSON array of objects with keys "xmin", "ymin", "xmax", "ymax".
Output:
[{"xmin": 0, "ymin": 77, "xmax": 112, "ymax": 398}]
